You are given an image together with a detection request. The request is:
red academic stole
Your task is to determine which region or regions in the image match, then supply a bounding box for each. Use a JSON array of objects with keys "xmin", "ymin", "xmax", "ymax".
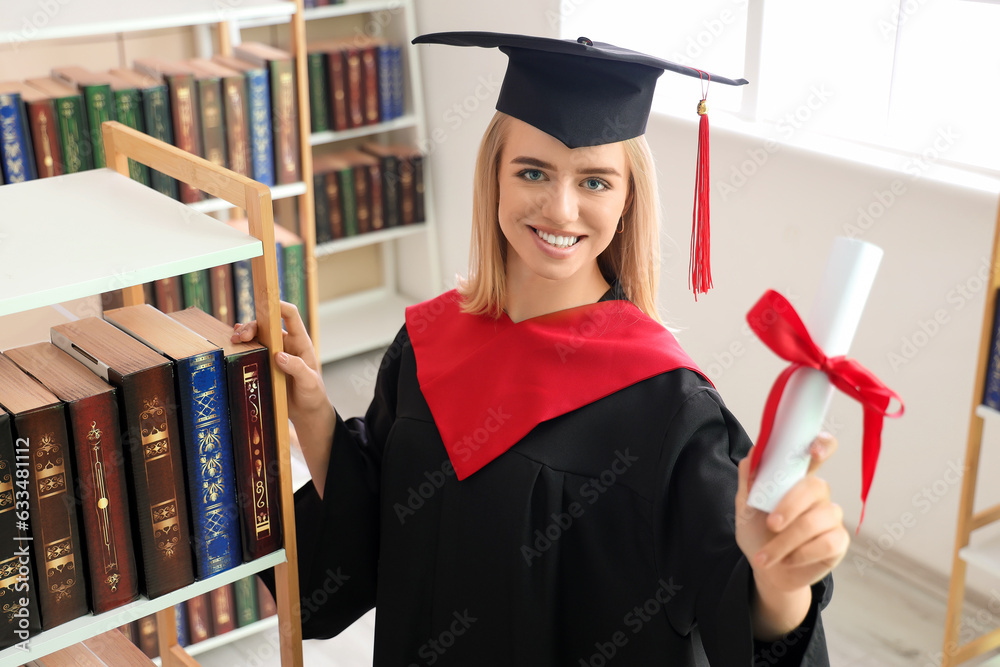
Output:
[{"xmin": 405, "ymin": 290, "xmax": 710, "ymax": 479}]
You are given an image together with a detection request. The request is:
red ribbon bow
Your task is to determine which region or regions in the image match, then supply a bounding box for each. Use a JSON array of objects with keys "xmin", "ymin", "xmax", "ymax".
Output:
[{"xmin": 747, "ymin": 290, "xmax": 904, "ymax": 525}]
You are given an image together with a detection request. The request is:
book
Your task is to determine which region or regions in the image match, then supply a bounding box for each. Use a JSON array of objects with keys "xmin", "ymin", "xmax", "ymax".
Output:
[
  {"xmin": 211, "ymin": 55, "xmax": 274, "ymax": 187},
  {"xmin": 181, "ymin": 270, "xmax": 211, "ymax": 313},
  {"xmin": 108, "ymin": 68, "xmax": 178, "ymax": 200},
  {"xmin": 0, "ymin": 405, "xmax": 42, "ymax": 650},
  {"xmin": 983, "ymin": 289, "xmax": 1000, "ymax": 410},
  {"xmin": 24, "ymin": 77, "xmax": 90, "ymax": 174},
  {"xmin": 175, "ymin": 599, "xmax": 189, "ymax": 646},
  {"xmin": 4, "ymin": 343, "xmax": 140, "ymax": 615},
  {"xmin": 153, "ymin": 277, "xmax": 184, "ymax": 315},
  {"xmin": 326, "ymin": 47, "xmax": 348, "ymax": 132},
  {"xmin": 104, "ymin": 72, "xmax": 151, "ymax": 186},
  {"xmin": 209, "ymin": 265, "xmax": 236, "ymax": 327},
  {"xmin": 51, "ymin": 66, "xmax": 116, "ymax": 169},
  {"xmin": 186, "ymin": 593, "xmax": 213, "ymax": 643},
  {"xmin": 313, "ymin": 152, "xmax": 347, "ymax": 239},
  {"xmin": 51, "ymin": 317, "xmax": 195, "ymax": 599},
  {"xmin": 232, "ymin": 259, "xmax": 255, "ymax": 326},
  {"xmin": 185, "ymin": 63, "xmax": 227, "ymax": 170},
  {"xmin": 134, "ymin": 59, "xmax": 203, "ymax": 203},
  {"xmin": 189, "ymin": 59, "xmax": 252, "ymax": 178},
  {"xmin": 342, "ymin": 149, "xmax": 382, "ymax": 233},
  {"xmin": 313, "ymin": 171, "xmax": 332, "ymax": 244},
  {"xmin": 360, "ymin": 143, "xmax": 405, "ymax": 228},
  {"xmin": 167, "ymin": 307, "xmax": 283, "ymax": 562},
  {"xmin": 272, "ymin": 223, "xmax": 307, "ymax": 329},
  {"xmin": 233, "ymin": 43, "xmax": 301, "ymax": 185},
  {"xmin": 361, "ymin": 43, "xmax": 380, "ymax": 125},
  {"xmin": 256, "ymin": 574, "xmax": 276, "ymax": 618},
  {"xmin": 232, "ymin": 574, "xmax": 259, "ymax": 628},
  {"xmin": 344, "ymin": 44, "xmax": 364, "ymax": 128},
  {"xmin": 377, "ymin": 42, "xmax": 394, "ymax": 122},
  {"xmin": 208, "ymin": 583, "xmax": 235, "ymax": 635},
  {"xmin": 0, "ymin": 82, "xmax": 62, "ymax": 179},
  {"xmin": 0, "ymin": 92, "xmax": 36, "ymax": 184},
  {"xmin": 104, "ymin": 305, "xmax": 242, "ymax": 580},
  {"xmin": 390, "ymin": 45, "xmax": 404, "ymax": 118},
  {"xmin": 306, "ymin": 48, "xmax": 329, "ymax": 133},
  {"xmin": 0, "ymin": 354, "xmax": 88, "ymax": 630},
  {"xmin": 136, "ymin": 613, "xmax": 158, "ymax": 658}
]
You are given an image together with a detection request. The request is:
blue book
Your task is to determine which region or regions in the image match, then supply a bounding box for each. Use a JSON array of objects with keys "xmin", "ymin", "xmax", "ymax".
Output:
[
  {"xmin": 377, "ymin": 44, "xmax": 394, "ymax": 121},
  {"xmin": 984, "ymin": 289, "xmax": 1000, "ymax": 410},
  {"xmin": 104, "ymin": 305, "xmax": 243, "ymax": 580},
  {"xmin": 232, "ymin": 258, "xmax": 255, "ymax": 325},
  {"xmin": 390, "ymin": 46, "xmax": 404, "ymax": 118},
  {"xmin": 0, "ymin": 93, "xmax": 36, "ymax": 183},
  {"xmin": 275, "ymin": 241, "xmax": 285, "ymax": 302},
  {"xmin": 175, "ymin": 602, "xmax": 189, "ymax": 647}
]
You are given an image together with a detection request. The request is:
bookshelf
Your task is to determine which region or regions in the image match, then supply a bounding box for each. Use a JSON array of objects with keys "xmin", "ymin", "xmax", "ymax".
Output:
[
  {"xmin": 0, "ymin": 122, "xmax": 302, "ymax": 666},
  {"xmin": 226, "ymin": 0, "xmax": 442, "ymax": 364},
  {"xmin": 941, "ymin": 205, "xmax": 1000, "ymax": 666}
]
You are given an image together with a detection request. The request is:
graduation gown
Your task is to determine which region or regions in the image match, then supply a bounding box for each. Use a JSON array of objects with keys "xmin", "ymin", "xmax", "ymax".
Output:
[{"xmin": 286, "ymin": 285, "xmax": 832, "ymax": 666}]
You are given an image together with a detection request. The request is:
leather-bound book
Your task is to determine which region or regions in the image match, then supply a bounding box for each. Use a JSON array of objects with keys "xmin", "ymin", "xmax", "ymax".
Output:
[
  {"xmin": 376, "ymin": 42, "xmax": 393, "ymax": 122},
  {"xmin": 109, "ymin": 68, "xmax": 178, "ymax": 200},
  {"xmin": 153, "ymin": 277, "xmax": 184, "ymax": 315},
  {"xmin": 168, "ymin": 307, "xmax": 282, "ymax": 562},
  {"xmin": 24, "ymin": 77, "xmax": 90, "ymax": 173},
  {"xmin": 51, "ymin": 66, "xmax": 115, "ymax": 169},
  {"xmin": 0, "ymin": 92, "xmax": 36, "ymax": 183},
  {"xmin": 343, "ymin": 44, "xmax": 364, "ymax": 128},
  {"xmin": 360, "ymin": 42, "xmax": 380, "ymax": 125},
  {"xmin": 231, "ymin": 258, "xmax": 255, "ymax": 326},
  {"xmin": 360, "ymin": 143, "xmax": 401, "ymax": 228},
  {"xmin": 209, "ymin": 265, "xmax": 236, "ymax": 327},
  {"xmin": 104, "ymin": 305, "xmax": 242, "ymax": 580},
  {"xmin": 181, "ymin": 61, "xmax": 226, "ymax": 171},
  {"xmin": 136, "ymin": 613, "xmax": 158, "ymax": 658},
  {"xmin": 342, "ymin": 149, "xmax": 382, "ymax": 233},
  {"xmin": 0, "ymin": 354, "xmax": 88, "ymax": 630},
  {"xmin": 313, "ymin": 171, "xmax": 332, "ymax": 244},
  {"xmin": 232, "ymin": 574, "xmax": 259, "ymax": 628},
  {"xmin": 326, "ymin": 46, "xmax": 349, "ymax": 132},
  {"xmin": 313, "ymin": 152, "xmax": 348, "ymax": 239},
  {"xmin": 51, "ymin": 317, "xmax": 195, "ymax": 599},
  {"xmin": 0, "ymin": 405, "xmax": 42, "ymax": 649},
  {"xmin": 5, "ymin": 343, "xmax": 140, "ymax": 615},
  {"xmin": 272, "ymin": 223, "xmax": 307, "ymax": 330},
  {"xmin": 186, "ymin": 593, "xmax": 213, "ymax": 643},
  {"xmin": 134, "ymin": 59, "xmax": 203, "ymax": 203},
  {"xmin": 104, "ymin": 72, "xmax": 151, "ymax": 186},
  {"xmin": 232, "ymin": 43, "xmax": 300, "ymax": 185},
  {"xmin": 256, "ymin": 574, "xmax": 276, "ymax": 618},
  {"xmin": 305, "ymin": 47, "xmax": 329, "ymax": 133},
  {"xmin": 208, "ymin": 583, "xmax": 236, "ymax": 636},
  {"xmin": 0, "ymin": 82, "xmax": 61, "ymax": 179},
  {"xmin": 211, "ymin": 55, "xmax": 274, "ymax": 187},
  {"xmin": 189, "ymin": 59, "xmax": 252, "ymax": 178},
  {"xmin": 174, "ymin": 599, "xmax": 189, "ymax": 646}
]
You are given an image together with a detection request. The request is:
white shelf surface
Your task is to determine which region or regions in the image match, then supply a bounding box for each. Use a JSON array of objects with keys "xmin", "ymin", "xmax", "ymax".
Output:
[
  {"xmin": 238, "ymin": 0, "xmax": 399, "ymax": 28},
  {"xmin": 0, "ymin": 169, "xmax": 262, "ymax": 317},
  {"xmin": 0, "ymin": 0, "xmax": 296, "ymax": 43},
  {"xmin": 960, "ymin": 535, "xmax": 1000, "ymax": 579},
  {"xmin": 187, "ymin": 180, "xmax": 307, "ymax": 214},
  {"xmin": 152, "ymin": 616, "xmax": 279, "ymax": 665},
  {"xmin": 309, "ymin": 114, "xmax": 419, "ymax": 147},
  {"xmin": 975, "ymin": 404, "xmax": 1000, "ymax": 422},
  {"xmin": 318, "ymin": 287, "xmax": 414, "ymax": 363},
  {"xmin": 315, "ymin": 222, "xmax": 427, "ymax": 257},
  {"xmin": 0, "ymin": 549, "xmax": 287, "ymax": 667}
]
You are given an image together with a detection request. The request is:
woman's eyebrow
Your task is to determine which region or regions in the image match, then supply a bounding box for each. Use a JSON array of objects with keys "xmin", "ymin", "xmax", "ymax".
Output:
[{"xmin": 510, "ymin": 156, "xmax": 621, "ymax": 177}]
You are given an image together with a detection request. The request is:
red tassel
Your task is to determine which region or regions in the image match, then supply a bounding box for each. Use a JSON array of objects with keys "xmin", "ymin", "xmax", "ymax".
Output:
[{"xmin": 690, "ymin": 95, "xmax": 712, "ymax": 299}]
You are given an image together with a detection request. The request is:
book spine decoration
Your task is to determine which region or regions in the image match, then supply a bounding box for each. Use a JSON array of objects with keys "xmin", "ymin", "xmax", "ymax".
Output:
[
  {"xmin": 345, "ymin": 48, "xmax": 363, "ymax": 129},
  {"xmin": 210, "ymin": 265, "xmax": 235, "ymax": 327},
  {"xmin": 307, "ymin": 52, "xmax": 329, "ymax": 133},
  {"xmin": 339, "ymin": 166, "xmax": 358, "ymax": 236},
  {"xmin": 390, "ymin": 45, "xmax": 404, "ymax": 118},
  {"xmin": 361, "ymin": 45, "xmax": 379, "ymax": 125},
  {"xmin": 283, "ymin": 241, "xmax": 307, "ymax": 333},
  {"xmin": 140, "ymin": 83, "xmax": 179, "ymax": 200},
  {"xmin": 166, "ymin": 73, "xmax": 203, "ymax": 203},
  {"xmin": 354, "ymin": 163, "xmax": 370, "ymax": 235},
  {"xmin": 136, "ymin": 613, "xmax": 158, "ymax": 658},
  {"xmin": 270, "ymin": 59, "xmax": 300, "ymax": 184},
  {"xmin": 325, "ymin": 171, "xmax": 344, "ymax": 239},
  {"xmin": 209, "ymin": 584, "xmax": 235, "ymax": 635},
  {"xmin": 175, "ymin": 600, "xmax": 189, "ymax": 646},
  {"xmin": 182, "ymin": 270, "xmax": 211, "ymax": 313},
  {"xmin": 81, "ymin": 84, "xmax": 114, "ymax": 169},
  {"xmin": 399, "ymin": 152, "xmax": 415, "ymax": 225},
  {"xmin": 983, "ymin": 289, "xmax": 1000, "ymax": 410},
  {"xmin": 186, "ymin": 593, "xmax": 212, "ymax": 643},
  {"xmin": 377, "ymin": 44, "xmax": 393, "ymax": 122},
  {"xmin": 313, "ymin": 172, "xmax": 332, "ymax": 244},
  {"xmin": 16, "ymin": 410, "xmax": 88, "ymax": 629},
  {"xmin": 176, "ymin": 352, "xmax": 241, "ymax": 579},
  {"xmin": 229, "ymin": 350, "xmax": 282, "ymax": 560},
  {"xmin": 154, "ymin": 278, "xmax": 184, "ymax": 315},
  {"xmin": 112, "ymin": 88, "xmax": 151, "ymax": 186},
  {"xmin": 245, "ymin": 68, "xmax": 275, "ymax": 187},
  {"xmin": 69, "ymin": 397, "xmax": 140, "ymax": 614},
  {"xmin": 26, "ymin": 98, "xmax": 64, "ymax": 179},
  {"xmin": 233, "ymin": 575, "xmax": 259, "ymax": 627},
  {"xmin": 0, "ymin": 93, "xmax": 36, "ymax": 184},
  {"xmin": 380, "ymin": 152, "xmax": 400, "ymax": 228},
  {"xmin": 368, "ymin": 159, "xmax": 384, "ymax": 231},
  {"xmin": 328, "ymin": 49, "xmax": 348, "ymax": 132},
  {"xmin": 232, "ymin": 259, "xmax": 255, "ymax": 325},
  {"xmin": 197, "ymin": 78, "xmax": 227, "ymax": 169},
  {"xmin": 54, "ymin": 92, "xmax": 90, "ymax": 173},
  {"xmin": 0, "ymin": 412, "xmax": 42, "ymax": 649},
  {"xmin": 222, "ymin": 75, "xmax": 252, "ymax": 178}
]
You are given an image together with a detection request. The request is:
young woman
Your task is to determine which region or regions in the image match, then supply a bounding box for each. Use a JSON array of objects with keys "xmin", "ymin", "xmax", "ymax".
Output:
[{"xmin": 242, "ymin": 32, "xmax": 847, "ymax": 665}]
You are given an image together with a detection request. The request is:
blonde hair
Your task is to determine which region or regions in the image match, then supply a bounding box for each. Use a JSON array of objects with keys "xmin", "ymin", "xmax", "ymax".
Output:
[{"xmin": 458, "ymin": 111, "xmax": 662, "ymax": 322}]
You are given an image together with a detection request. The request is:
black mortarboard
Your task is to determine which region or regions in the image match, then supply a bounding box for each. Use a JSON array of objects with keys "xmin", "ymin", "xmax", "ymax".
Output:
[
  {"xmin": 412, "ymin": 31, "xmax": 749, "ymax": 299},
  {"xmin": 411, "ymin": 31, "xmax": 747, "ymax": 149}
]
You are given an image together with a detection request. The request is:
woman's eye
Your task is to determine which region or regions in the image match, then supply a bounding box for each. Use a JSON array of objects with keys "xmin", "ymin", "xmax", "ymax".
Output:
[
  {"xmin": 583, "ymin": 178, "xmax": 608, "ymax": 191},
  {"xmin": 520, "ymin": 169, "xmax": 544, "ymax": 181}
]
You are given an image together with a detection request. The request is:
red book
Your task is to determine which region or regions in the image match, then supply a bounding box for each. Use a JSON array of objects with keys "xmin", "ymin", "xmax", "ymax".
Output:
[
  {"xmin": 0, "ymin": 354, "xmax": 89, "ymax": 630},
  {"xmin": 344, "ymin": 46, "xmax": 364, "ymax": 128},
  {"xmin": 209, "ymin": 265, "xmax": 236, "ymax": 326},
  {"xmin": 5, "ymin": 343, "xmax": 140, "ymax": 615},
  {"xmin": 361, "ymin": 44, "xmax": 380, "ymax": 125},
  {"xmin": 154, "ymin": 277, "xmax": 184, "ymax": 314},
  {"xmin": 186, "ymin": 593, "xmax": 213, "ymax": 643},
  {"xmin": 0, "ymin": 83, "xmax": 64, "ymax": 178},
  {"xmin": 208, "ymin": 584, "xmax": 236, "ymax": 635},
  {"xmin": 256, "ymin": 575, "xmax": 276, "ymax": 618},
  {"xmin": 168, "ymin": 308, "xmax": 283, "ymax": 561},
  {"xmin": 136, "ymin": 613, "xmax": 159, "ymax": 658},
  {"xmin": 51, "ymin": 318, "xmax": 195, "ymax": 599}
]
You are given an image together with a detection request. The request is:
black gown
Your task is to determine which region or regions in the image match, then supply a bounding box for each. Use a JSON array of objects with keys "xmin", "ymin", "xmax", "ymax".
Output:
[{"xmin": 281, "ymin": 286, "xmax": 832, "ymax": 666}]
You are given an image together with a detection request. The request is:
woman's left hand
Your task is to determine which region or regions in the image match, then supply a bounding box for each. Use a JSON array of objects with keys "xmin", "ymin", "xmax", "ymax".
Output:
[{"xmin": 734, "ymin": 433, "xmax": 850, "ymax": 636}]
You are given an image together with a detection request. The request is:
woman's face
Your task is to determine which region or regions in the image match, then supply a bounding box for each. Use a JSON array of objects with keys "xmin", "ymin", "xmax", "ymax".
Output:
[{"xmin": 497, "ymin": 118, "xmax": 630, "ymax": 287}]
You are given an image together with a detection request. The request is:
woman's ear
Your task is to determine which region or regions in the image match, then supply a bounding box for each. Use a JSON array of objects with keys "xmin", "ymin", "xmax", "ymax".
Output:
[{"xmin": 622, "ymin": 175, "xmax": 636, "ymax": 219}]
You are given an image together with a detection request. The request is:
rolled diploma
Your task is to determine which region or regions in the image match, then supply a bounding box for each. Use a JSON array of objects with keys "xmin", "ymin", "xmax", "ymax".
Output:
[{"xmin": 747, "ymin": 237, "xmax": 883, "ymax": 513}]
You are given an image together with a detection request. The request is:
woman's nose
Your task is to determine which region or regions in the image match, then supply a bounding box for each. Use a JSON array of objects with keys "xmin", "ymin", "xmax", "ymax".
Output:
[{"xmin": 539, "ymin": 181, "xmax": 578, "ymax": 225}]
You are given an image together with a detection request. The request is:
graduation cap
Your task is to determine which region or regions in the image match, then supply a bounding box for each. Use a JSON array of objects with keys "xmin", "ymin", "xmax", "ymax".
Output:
[{"xmin": 412, "ymin": 31, "xmax": 750, "ymax": 298}]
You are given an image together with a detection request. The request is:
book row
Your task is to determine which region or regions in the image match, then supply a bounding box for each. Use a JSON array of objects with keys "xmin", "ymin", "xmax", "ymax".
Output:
[
  {"xmin": 0, "ymin": 42, "xmax": 301, "ymax": 197},
  {"xmin": 306, "ymin": 38, "xmax": 407, "ymax": 134},
  {"xmin": 0, "ymin": 305, "xmax": 283, "ymax": 648},
  {"xmin": 314, "ymin": 144, "xmax": 426, "ymax": 243},
  {"xmin": 109, "ymin": 218, "xmax": 308, "ymax": 332},
  {"xmin": 119, "ymin": 574, "xmax": 277, "ymax": 659}
]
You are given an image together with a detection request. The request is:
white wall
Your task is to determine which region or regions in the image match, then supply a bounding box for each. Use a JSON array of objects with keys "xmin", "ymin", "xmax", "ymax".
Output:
[{"xmin": 413, "ymin": 0, "xmax": 1000, "ymax": 596}]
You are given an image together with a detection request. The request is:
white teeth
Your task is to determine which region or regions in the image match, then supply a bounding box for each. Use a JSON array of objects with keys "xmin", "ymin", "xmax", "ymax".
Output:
[{"xmin": 533, "ymin": 227, "xmax": 579, "ymax": 249}]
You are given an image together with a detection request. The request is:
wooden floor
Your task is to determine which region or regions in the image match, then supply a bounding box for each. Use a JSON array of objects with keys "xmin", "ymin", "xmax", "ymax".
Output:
[{"xmin": 192, "ymin": 350, "xmax": 1000, "ymax": 667}]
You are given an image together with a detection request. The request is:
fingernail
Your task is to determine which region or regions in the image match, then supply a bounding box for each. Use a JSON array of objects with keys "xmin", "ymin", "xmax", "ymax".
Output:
[{"xmin": 277, "ymin": 352, "xmax": 288, "ymax": 365}]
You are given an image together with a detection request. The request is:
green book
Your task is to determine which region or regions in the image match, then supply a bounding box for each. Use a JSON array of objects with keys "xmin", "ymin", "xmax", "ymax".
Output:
[
  {"xmin": 233, "ymin": 575, "xmax": 259, "ymax": 628},
  {"xmin": 52, "ymin": 67, "xmax": 116, "ymax": 169},
  {"xmin": 24, "ymin": 77, "xmax": 91, "ymax": 173},
  {"xmin": 307, "ymin": 50, "xmax": 329, "ymax": 133},
  {"xmin": 106, "ymin": 73, "xmax": 150, "ymax": 185},
  {"xmin": 273, "ymin": 224, "xmax": 308, "ymax": 331},
  {"xmin": 110, "ymin": 68, "xmax": 178, "ymax": 200},
  {"xmin": 337, "ymin": 166, "xmax": 358, "ymax": 237},
  {"xmin": 182, "ymin": 270, "xmax": 212, "ymax": 313}
]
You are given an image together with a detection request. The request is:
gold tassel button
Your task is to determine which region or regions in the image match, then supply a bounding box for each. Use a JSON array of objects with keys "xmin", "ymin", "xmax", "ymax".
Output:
[{"xmin": 697, "ymin": 99, "xmax": 708, "ymax": 116}]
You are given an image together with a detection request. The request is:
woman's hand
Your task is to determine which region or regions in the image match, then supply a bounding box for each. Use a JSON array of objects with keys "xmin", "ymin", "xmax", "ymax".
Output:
[
  {"xmin": 734, "ymin": 433, "xmax": 850, "ymax": 640},
  {"xmin": 233, "ymin": 301, "xmax": 337, "ymax": 497}
]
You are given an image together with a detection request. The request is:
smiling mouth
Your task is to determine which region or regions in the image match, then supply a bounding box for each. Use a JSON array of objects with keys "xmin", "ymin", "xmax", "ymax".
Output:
[{"xmin": 532, "ymin": 226, "xmax": 581, "ymax": 249}]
